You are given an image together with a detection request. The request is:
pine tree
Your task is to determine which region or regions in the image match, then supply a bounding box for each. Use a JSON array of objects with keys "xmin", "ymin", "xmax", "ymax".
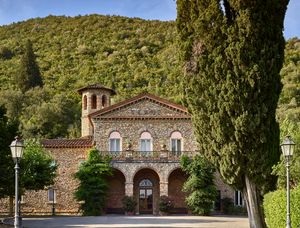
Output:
[
  {"xmin": 16, "ymin": 40, "xmax": 43, "ymax": 92},
  {"xmin": 177, "ymin": 1, "xmax": 289, "ymax": 227}
]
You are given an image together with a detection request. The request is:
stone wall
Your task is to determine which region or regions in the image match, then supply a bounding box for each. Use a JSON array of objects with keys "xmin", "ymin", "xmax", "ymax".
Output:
[
  {"xmin": 0, "ymin": 147, "xmax": 89, "ymax": 215},
  {"xmin": 94, "ymin": 119, "xmax": 197, "ymax": 152}
]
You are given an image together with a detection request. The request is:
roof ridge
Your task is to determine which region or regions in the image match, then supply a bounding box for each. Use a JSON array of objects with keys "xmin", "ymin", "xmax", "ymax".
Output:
[{"xmin": 89, "ymin": 92, "xmax": 188, "ymax": 118}]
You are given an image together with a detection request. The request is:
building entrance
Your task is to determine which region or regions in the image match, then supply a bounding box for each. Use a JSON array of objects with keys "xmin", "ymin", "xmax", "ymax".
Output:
[{"xmin": 139, "ymin": 179, "xmax": 153, "ymax": 214}]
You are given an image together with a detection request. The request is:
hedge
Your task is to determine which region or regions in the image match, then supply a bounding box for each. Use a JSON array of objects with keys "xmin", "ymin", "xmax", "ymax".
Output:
[{"xmin": 263, "ymin": 186, "xmax": 300, "ymax": 228}]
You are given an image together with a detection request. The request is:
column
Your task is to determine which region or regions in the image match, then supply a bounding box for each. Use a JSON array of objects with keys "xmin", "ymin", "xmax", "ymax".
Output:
[
  {"xmin": 125, "ymin": 182, "xmax": 134, "ymax": 196},
  {"xmin": 159, "ymin": 181, "xmax": 168, "ymax": 196}
]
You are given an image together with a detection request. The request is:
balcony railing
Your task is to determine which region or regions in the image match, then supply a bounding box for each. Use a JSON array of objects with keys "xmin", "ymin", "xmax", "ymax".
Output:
[{"xmin": 100, "ymin": 150, "xmax": 197, "ymax": 161}]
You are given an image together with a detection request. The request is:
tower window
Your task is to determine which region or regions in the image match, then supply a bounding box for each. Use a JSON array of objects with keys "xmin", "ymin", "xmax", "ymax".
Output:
[
  {"xmin": 91, "ymin": 94, "xmax": 97, "ymax": 109},
  {"xmin": 102, "ymin": 95, "xmax": 107, "ymax": 108},
  {"xmin": 83, "ymin": 95, "xmax": 87, "ymax": 110}
]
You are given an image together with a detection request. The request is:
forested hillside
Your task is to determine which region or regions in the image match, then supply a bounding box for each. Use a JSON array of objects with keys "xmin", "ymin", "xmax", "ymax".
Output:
[{"xmin": 0, "ymin": 15, "xmax": 299, "ymax": 139}]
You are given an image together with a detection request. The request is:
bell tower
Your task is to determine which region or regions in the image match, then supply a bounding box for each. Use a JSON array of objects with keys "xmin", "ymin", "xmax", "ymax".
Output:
[{"xmin": 78, "ymin": 84, "xmax": 116, "ymax": 137}]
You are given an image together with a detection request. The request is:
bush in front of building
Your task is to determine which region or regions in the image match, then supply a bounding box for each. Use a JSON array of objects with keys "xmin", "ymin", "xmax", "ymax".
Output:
[
  {"xmin": 181, "ymin": 155, "xmax": 217, "ymax": 215},
  {"xmin": 221, "ymin": 197, "xmax": 247, "ymax": 215},
  {"xmin": 74, "ymin": 148, "xmax": 112, "ymax": 216},
  {"xmin": 122, "ymin": 196, "xmax": 137, "ymax": 215},
  {"xmin": 159, "ymin": 195, "xmax": 174, "ymax": 214},
  {"xmin": 263, "ymin": 186, "xmax": 300, "ymax": 228}
]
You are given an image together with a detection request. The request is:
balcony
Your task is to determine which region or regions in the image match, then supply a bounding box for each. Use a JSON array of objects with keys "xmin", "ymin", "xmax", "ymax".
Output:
[{"xmin": 100, "ymin": 151, "xmax": 197, "ymax": 162}]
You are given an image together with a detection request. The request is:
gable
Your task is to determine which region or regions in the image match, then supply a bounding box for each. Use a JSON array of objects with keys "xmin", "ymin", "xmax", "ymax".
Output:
[{"xmin": 90, "ymin": 93, "xmax": 190, "ymax": 120}]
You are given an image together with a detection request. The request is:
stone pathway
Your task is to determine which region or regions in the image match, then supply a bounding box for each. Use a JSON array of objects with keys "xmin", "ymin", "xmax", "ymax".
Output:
[{"xmin": 22, "ymin": 215, "xmax": 249, "ymax": 228}]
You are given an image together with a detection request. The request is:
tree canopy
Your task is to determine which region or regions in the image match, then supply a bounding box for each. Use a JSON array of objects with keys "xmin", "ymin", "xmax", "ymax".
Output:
[
  {"xmin": 177, "ymin": 1, "xmax": 289, "ymax": 227},
  {"xmin": 15, "ymin": 39, "xmax": 43, "ymax": 93}
]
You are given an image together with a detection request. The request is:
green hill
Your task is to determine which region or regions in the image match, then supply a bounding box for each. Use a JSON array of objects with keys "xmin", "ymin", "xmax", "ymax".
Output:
[
  {"xmin": 0, "ymin": 15, "xmax": 181, "ymax": 100},
  {"xmin": 0, "ymin": 14, "xmax": 299, "ymax": 139}
]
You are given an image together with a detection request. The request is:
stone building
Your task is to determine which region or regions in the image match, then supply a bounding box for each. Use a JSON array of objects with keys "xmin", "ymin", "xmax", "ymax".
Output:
[{"xmin": 0, "ymin": 84, "xmax": 239, "ymax": 215}]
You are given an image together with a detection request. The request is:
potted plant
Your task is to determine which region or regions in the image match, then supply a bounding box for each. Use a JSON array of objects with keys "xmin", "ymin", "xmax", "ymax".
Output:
[
  {"xmin": 159, "ymin": 195, "xmax": 174, "ymax": 215},
  {"xmin": 122, "ymin": 196, "xmax": 137, "ymax": 215}
]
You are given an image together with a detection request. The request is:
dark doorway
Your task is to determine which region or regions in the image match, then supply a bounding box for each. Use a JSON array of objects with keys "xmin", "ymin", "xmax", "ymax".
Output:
[
  {"xmin": 133, "ymin": 169, "xmax": 160, "ymax": 214},
  {"xmin": 139, "ymin": 180, "xmax": 153, "ymax": 214}
]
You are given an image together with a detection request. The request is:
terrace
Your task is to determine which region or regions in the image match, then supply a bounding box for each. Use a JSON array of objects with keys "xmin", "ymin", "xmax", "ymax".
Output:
[{"xmin": 100, "ymin": 150, "xmax": 198, "ymax": 162}]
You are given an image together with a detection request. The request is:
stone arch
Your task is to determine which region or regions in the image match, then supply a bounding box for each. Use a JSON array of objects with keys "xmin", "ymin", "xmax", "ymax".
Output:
[
  {"xmin": 105, "ymin": 168, "xmax": 126, "ymax": 214},
  {"xmin": 137, "ymin": 127, "xmax": 156, "ymax": 138},
  {"xmin": 132, "ymin": 166, "xmax": 161, "ymax": 183},
  {"xmin": 166, "ymin": 164, "xmax": 182, "ymax": 180},
  {"xmin": 133, "ymin": 168, "xmax": 160, "ymax": 215},
  {"xmin": 168, "ymin": 168, "xmax": 188, "ymax": 213}
]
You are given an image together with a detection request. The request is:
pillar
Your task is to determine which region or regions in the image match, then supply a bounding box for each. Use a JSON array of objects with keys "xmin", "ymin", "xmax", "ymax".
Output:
[
  {"xmin": 125, "ymin": 182, "xmax": 134, "ymax": 196},
  {"xmin": 160, "ymin": 181, "xmax": 168, "ymax": 196}
]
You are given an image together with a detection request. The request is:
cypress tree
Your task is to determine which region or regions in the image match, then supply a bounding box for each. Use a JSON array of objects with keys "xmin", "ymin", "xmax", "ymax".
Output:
[
  {"xmin": 16, "ymin": 39, "xmax": 43, "ymax": 92},
  {"xmin": 177, "ymin": 1, "xmax": 289, "ymax": 227}
]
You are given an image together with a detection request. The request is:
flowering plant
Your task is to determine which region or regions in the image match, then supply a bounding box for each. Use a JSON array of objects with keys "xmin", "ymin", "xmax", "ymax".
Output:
[{"xmin": 159, "ymin": 195, "xmax": 174, "ymax": 213}]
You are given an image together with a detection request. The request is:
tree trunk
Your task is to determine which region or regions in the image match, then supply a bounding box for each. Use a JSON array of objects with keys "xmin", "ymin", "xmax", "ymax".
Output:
[
  {"xmin": 242, "ymin": 175, "xmax": 266, "ymax": 228},
  {"xmin": 9, "ymin": 196, "xmax": 13, "ymax": 217}
]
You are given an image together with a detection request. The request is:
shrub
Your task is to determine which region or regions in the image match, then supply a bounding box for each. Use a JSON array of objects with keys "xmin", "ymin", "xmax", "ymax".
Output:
[
  {"xmin": 180, "ymin": 155, "xmax": 217, "ymax": 215},
  {"xmin": 221, "ymin": 197, "xmax": 247, "ymax": 215},
  {"xmin": 221, "ymin": 197, "xmax": 234, "ymax": 214},
  {"xmin": 122, "ymin": 196, "xmax": 137, "ymax": 213},
  {"xmin": 264, "ymin": 186, "xmax": 300, "ymax": 228},
  {"xmin": 159, "ymin": 195, "xmax": 174, "ymax": 213},
  {"xmin": 74, "ymin": 148, "xmax": 112, "ymax": 216}
]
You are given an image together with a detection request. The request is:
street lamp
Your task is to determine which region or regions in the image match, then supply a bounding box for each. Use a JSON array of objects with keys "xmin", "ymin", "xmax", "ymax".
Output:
[
  {"xmin": 51, "ymin": 186, "xmax": 55, "ymax": 216},
  {"xmin": 10, "ymin": 136, "xmax": 25, "ymax": 228},
  {"xmin": 281, "ymin": 136, "xmax": 296, "ymax": 228}
]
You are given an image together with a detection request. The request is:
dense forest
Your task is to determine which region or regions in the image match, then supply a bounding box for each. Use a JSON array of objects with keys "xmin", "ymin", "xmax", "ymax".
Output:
[{"xmin": 0, "ymin": 15, "xmax": 299, "ymax": 139}]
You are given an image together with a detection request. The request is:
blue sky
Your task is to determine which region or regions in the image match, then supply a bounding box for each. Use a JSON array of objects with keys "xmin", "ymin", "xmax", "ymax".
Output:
[{"xmin": 0, "ymin": 0, "xmax": 299, "ymax": 39}]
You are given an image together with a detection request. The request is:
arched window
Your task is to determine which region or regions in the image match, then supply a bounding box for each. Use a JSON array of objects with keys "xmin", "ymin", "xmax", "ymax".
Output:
[
  {"xmin": 140, "ymin": 132, "xmax": 152, "ymax": 156},
  {"xmin": 102, "ymin": 95, "xmax": 107, "ymax": 108},
  {"xmin": 83, "ymin": 95, "xmax": 87, "ymax": 110},
  {"xmin": 139, "ymin": 179, "xmax": 153, "ymax": 187},
  {"xmin": 109, "ymin": 131, "xmax": 121, "ymax": 154},
  {"xmin": 170, "ymin": 131, "xmax": 182, "ymax": 156},
  {"xmin": 91, "ymin": 94, "xmax": 97, "ymax": 109}
]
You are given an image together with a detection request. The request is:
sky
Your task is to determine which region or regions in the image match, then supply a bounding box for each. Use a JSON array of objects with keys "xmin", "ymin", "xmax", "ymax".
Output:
[{"xmin": 0, "ymin": 0, "xmax": 299, "ymax": 39}]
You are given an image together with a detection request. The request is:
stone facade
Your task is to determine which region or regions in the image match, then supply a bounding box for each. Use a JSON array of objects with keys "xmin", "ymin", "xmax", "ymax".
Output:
[{"xmin": 0, "ymin": 85, "xmax": 237, "ymax": 215}]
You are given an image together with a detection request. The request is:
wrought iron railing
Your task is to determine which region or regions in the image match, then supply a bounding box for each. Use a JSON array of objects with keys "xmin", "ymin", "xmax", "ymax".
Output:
[{"xmin": 100, "ymin": 150, "xmax": 198, "ymax": 161}]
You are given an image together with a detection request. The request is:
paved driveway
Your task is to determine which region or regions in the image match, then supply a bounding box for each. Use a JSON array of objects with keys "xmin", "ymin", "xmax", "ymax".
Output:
[{"xmin": 22, "ymin": 215, "xmax": 249, "ymax": 228}]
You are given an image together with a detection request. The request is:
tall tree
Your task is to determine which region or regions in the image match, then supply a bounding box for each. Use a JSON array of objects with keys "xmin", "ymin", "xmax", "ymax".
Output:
[
  {"xmin": 15, "ymin": 39, "xmax": 43, "ymax": 92},
  {"xmin": 177, "ymin": 1, "xmax": 289, "ymax": 227},
  {"xmin": 74, "ymin": 148, "xmax": 112, "ymax": 216},
  {"xmin": 0, "ymin": 109, "xmax": 57, "ymax": 215},
  {"xmin": 0, "ymin": 105, "xmax": 17, "ymax": 199}
]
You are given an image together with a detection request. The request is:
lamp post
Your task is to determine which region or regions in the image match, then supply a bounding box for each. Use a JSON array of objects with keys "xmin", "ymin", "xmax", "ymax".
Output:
[
  {"xmin": 51, "ymin": 186, "xmax": 55, "ymax": 216},
  {"xmin": 10, "ymin": 136, "xmax": 24, "ymax": 228},
  {"xmin": 281, "ymin": 136, "xmax": 295, "ymax": 228}
]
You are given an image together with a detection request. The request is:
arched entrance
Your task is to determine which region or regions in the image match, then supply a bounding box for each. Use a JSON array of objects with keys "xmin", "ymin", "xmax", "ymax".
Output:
[
  {"xmin": 106, "ymin": 169, "xmax": 126, "ymax": 214},
  {"xmin": 133, "ymin": 168, "xmax": 160, "ymax": 214},
  {"xmin": 168, "ymin": 168, "xmax": 188, "ymax": 214}
]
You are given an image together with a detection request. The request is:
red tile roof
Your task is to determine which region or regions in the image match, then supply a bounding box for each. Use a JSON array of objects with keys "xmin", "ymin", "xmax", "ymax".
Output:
[
  {"xmin": 41, "ymin": 136, "xmax": 93, "ymax": 148},
  {"xmin": 77, "ymin": 83, "xmax": 116, "ymax": 95}
]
